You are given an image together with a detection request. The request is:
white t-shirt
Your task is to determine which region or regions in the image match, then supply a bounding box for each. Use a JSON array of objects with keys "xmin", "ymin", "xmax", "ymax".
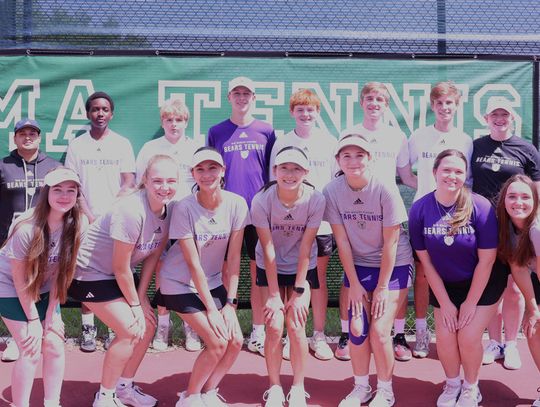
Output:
[
  {"xmin": 408, "ymin": 125, "xmax": 473, "ymax": 201},
  {"xmin": 74, "ymin": 190, "xmax": 171, "ymax": 281},
  {"xmin": 342, "ymin": 123, "xmax": 409, "ymax": 187},
  {"xmin": 135, "ymin": 136, "xmax": 199, "ymax": 200},
  {"xmin": 269, "ymin": 128, "xmax": 338, "ymax": 235},
  {"xmin": 65, "ymin": 130, "xmax": 136, "ymax": 218},
  {"xmin": 159, "ymin": 191, "xmax": 249, "ymax": 295}
]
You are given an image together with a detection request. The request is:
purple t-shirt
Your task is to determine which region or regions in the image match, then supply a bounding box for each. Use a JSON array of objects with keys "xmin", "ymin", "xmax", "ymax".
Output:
[
  {"xmin": 409, "ymin": 191, "xmax": 498, "ymax": 282},
  {"xmin": 207, "ymin": 119, "xmax": 276, "ymax": 208}
]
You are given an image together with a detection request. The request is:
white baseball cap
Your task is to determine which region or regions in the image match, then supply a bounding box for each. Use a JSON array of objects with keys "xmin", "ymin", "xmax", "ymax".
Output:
[
  {"xmin": 336, "ymin": 134, "xmax": 372, "ymax": 155},
  {"xmin": 44, "ymin": 167, "xmax": 81, "ymax": 187},
  {"xmin": 228, "ymin": 76, "xmax": 255, "ymax": 93},
  {"xmin": 274, "ymin": 147, "xmax": 309, "ymax": 170},
  {"xmin": 191, "ymin": 148, "xmax": 224, "ymax": 168},
  {"xmin": 485, "ymin": 97, "xmax": 516, "ymax": 116}
]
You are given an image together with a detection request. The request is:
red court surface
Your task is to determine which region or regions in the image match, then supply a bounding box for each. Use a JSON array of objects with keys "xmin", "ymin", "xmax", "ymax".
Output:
[{"xmin": 0, "ymin": 338, "xmax": 538, "ymax": 406}]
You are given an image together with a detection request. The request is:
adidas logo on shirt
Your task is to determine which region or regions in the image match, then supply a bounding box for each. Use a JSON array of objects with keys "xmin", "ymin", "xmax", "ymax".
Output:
[
  {"xmin": 283, "ymin": 213, "xmax": 294, "ymax": 221},
  {"xmin": 439, "ymin": 138, "xmax": 446, "ymax": 145},
  {"xmin": 239, "ymin": 132, "xmax": 248, "ymax": 139},
  {"xmin": 154, "ymin": 226, "xmax": 162, "ymax": 233},
  {"xmin": 353, "ymin": 198, "xmax": 364, "ymax": 205},
  {"xmin": 494, "ymin": 147, "xmax": 504, "ymax": 155},
  {"xmin": 85, "ymin": 292, "xmax": 95, "ymax": 299},
  {"xmin": 209, "ymin": 218, "xmax": 217, "ymax": 225}
]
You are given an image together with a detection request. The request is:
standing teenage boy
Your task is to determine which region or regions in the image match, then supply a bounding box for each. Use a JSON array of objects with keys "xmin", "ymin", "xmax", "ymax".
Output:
[
  {"xmin": 65, "ymin": 91, "xmax": 136, "ymax": 353},
  {"xmin": 0, "ymin": 118, "xmax": 60, "ymax": 362},
  {"xmin": 269, "ymin": 89, "xmax": 337, "ymax": 361},
  {"xmin": 136, "ymin": 98, "xmax": 201, "ymax": 352},
  {"xmin": 343, "ymin": 82, "xmax": 417, "ymax": 361},
  {"xmin": 207, "ymin": 76, "xmax": 276, "ymax": 356},
  {"xmin": 407, "ymin": 81, "xmax": 473, "ymax": 359}
]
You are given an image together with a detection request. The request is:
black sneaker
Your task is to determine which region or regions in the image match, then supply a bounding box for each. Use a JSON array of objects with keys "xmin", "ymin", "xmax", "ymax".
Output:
[
  {"xmin": 80, "ymin": 324, "xmax": 97, "ymax": 353},
  {"xmin": 335, "ymin": 333, "xmax": 351, "ymax": 360},
  {"xmin": 393, "ymin": 333, "xmax": 412, "ymax": 361}
]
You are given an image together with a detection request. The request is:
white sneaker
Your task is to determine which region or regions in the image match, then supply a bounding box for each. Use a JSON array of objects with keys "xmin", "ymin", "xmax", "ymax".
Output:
[
  {"xmin": 93, "ymin": 392, "xmax": 128, "ymax": 407},
  {"xmin": 482, "ymin": 339, "xmax": 503, "ymax": 365},
  {"xmin": 338, "ymin": 384, "xmax": 373, "ymax": 406},
  {"xmin": 533, "ymin": 393, "xmax": 540, "ymax": 407},
  {"xmin": 286, "ymin": 386, "xmax": 309, "ymax": 407},
  {"xmin": 1, "ymin": 338, "xmax": 19, "ymax": 362},
  {"xmin": 184, "ymin": 324, "xmax": 203, "ymax": 352},
  {"xmin": 413, "ymin": 328, "xmax": 431, "ymax": 358},
  {"xmin": 176, "ymin": 391, "xmax": 205, "ymax": 407},
  {"xmin": 201, "ymin": 388, "xmax": 228, "ymax": 407},
  {"xmin": 455, "ymin": 385, "xmax": 481, "ymax": 407},
  {"xmin": 503, "ymin": 344, "xmax": 522, "ymax": 370},
  {"xmin": 282, "ymin": 336, "xmax": 290, "ymax": 360},
  {"xmin": 309, "ymin": 332, "xmax": 333, "ymax": 360},
  {"xmin": 369, "ymin": 387, "xmax": 395, "ymax": 407},
  {"xmin": 152, "ymin": 322, "xmax": 170, "ymax": 351},
  {"xmin": 437, "ymin": 382, "xmax": 461, "ymax": 407},
  {"xmin": 262, "ymin": 385, "xmax": 285, "ymax": 407},
  {"xmin": 248, "ymin": 331, "xmax": 265, "ymax": 357},
  {"xmin": 116, "ymin": 383, "xmax": 157, "ymax": 407}
]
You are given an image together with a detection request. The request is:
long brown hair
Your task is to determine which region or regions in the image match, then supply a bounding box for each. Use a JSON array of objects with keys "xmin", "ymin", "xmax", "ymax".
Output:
[
  {"xmin": 496, "ymin": 174, "xmax": 539, "ymax": 266},
  {"xmin": 7, "ymin": 171, "xmax": 82, "ymax": 303},
  {"xmin": 433, "ymin": 149, "xmax": 473, "ymax": 235}
]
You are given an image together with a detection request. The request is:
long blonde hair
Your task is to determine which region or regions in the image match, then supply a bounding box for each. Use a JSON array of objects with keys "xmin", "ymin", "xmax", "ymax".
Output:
[
  {"xmin": 433, "ymin": 149, "xmax": 473, "ymax": 235},
  {"xmin": 6, "ymin": 172, "xmax": 82, "ymax": 303}
]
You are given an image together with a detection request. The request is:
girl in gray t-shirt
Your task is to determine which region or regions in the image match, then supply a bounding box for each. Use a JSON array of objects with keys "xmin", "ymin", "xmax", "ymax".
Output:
[
  {"xmin": 497, "ymin": 174, "xmax": 540, "ymax": 405},
  {"xmin": 158, "ymin": 147, "xmax": 248, "ymax": 407},
  {"xmin": 251, "ymin": 146, "xmax": 325, "ymax": 406},
  {"xmin": 0, "ymin": 167, "xmax": 83, "ymax": 407},
  {"xmin": 323, "ymin": 134, "xmax": 413, "ymax": 407},
  {"xmin": 68, "ymin": 155, "xmax": 178, "ymax": 407}
]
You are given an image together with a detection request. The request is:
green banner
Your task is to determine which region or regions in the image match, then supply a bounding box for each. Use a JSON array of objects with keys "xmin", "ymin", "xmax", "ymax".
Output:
[{"xmin": 0, "ymin": 56, "xmax": 533, "ymax": 160}]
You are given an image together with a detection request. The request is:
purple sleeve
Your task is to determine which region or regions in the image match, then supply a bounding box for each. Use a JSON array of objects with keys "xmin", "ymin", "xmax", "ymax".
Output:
[
  {"xmin": 473, "ymin": 194, "xmax": 498, "ymax": 249},
  {"xmin": 263, "ymin": 131, "xmax": 277, "ymax": 183},
  {"xmin": 408, "ymin": 200, "xmax": 426, "ymax": 251},
  {"xmin": 207, "ymin": 126, "xmax": 215, "ymax": 148}
]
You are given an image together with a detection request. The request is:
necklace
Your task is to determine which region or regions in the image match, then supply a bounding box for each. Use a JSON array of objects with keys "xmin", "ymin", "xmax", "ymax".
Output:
[{"xmin": 435, "ymin": 197, "xmax": 456, "ymax": 246}]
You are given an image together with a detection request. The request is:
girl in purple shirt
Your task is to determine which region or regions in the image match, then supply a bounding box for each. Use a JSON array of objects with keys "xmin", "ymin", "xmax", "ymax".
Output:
[
  {"xmin": 409, "ymin": 149, "xmax": 502, "ymax": 407},
  {"xmin": 497, "ymin": 174, "xmax": 540, "ymax": 406}
]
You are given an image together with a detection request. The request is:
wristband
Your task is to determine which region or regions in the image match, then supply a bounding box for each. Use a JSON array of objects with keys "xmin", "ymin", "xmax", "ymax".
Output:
[
  {"xmin": 226, "ymin": 298, "xmax": 238, "ymax": 306},
  {"xmin": 27, "ymin": 316, "xmax": 40, "ymax": 321},
  {"xmin": 129, "ymin": 303, "xmax": 141, "ymax": 308}
]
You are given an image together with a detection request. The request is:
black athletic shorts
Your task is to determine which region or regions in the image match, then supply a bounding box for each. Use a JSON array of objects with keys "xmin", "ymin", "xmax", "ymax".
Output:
[
  {"xmin": 532, "ymin": 272, "xmax": 540, "ymax": 304},
  {"xmin": 429, "ymin": 258, "xmax": 507, "ymax": 308},
  {"xmin": 316, "ymin": 234, "xmax": 336, "ymax": 257},
  {"xmin": 224, "ymin": 224, "xmax": 257, "ymax": 262},
  {"xmin": 68, "ymin": 273, "xmax": 140, "ymax": 303},
  {"xmin": 154, "ymin": 285, "xmax": 227, "ymax": 314},
  {"xmin": 255, "ymin": 266, "xmax": 320, "ymax": 289}
]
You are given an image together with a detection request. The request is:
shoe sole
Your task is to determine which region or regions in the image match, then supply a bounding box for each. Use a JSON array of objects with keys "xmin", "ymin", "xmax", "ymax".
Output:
[
  {"xmin": 412, "ymin": 351, "xmax": 428, "ymax": 358},
  {"xmin": 80, "ymin": 347, "xmax": 97, "ymax": 353},
  {"xmin": 334, "ymin": 354, "xmax": 351, "ymax": 361}
]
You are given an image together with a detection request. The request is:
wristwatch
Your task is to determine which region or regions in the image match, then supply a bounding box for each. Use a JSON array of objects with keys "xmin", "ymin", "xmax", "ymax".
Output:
[
  {"xmin": 226, "ymin": 297, "xmax": 238, "ymax": 305},
  {"xmin": 292, "ymin": 286, "xmax": 305, "ymax": 294}
]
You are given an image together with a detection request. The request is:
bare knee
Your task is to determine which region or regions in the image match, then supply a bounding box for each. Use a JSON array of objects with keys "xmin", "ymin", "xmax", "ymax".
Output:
[
  {"xmin": 42, "ymin": 332, "xmax": 65, "ymax": 359},
  {"xmin": 265, "ymin": 314, "xmax": 284, "ymax": 344},
  {"xmin": 457, "ymin": 331, "xmax": 481, "ymax": 352},
  {"xmin": 504, "ymin": 283, "xmax": 524, "ymax": 303},
  {"xmin": 369, "ymin": 323, "xmax": 391, "ymax": 348},
  {"xmin": 229, "ymin": 332, "xmax": 244, "ymax": 351},
  {"xmin": 285, "ymin": 316, "xmax": 306, "ymax": 343}
]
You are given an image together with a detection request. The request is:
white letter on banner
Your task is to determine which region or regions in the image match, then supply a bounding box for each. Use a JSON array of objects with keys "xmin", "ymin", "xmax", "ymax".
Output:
[
  {"xmin": 251, "ymin": 81, "xmax": 284, "ymax": 127},
  {"xmin": 292, "ymin": 82, "xmax": 357, "ymax": 137},
  {"xmin": 384, "ymin": 83, "xmax": 431, "ymax": 135},
  {"xmin": 473, "ymin": 85, "xmax": 521, "ymax": 139},
  {"xmin": 158, "ymin": 80, "xmax": 221, "ymax": 146},
  {"xmin": 45, "ymin": 80, "xmax": 94, "ymax": 153},
  {"xmin": 0, "ymin": 80, "xmax": 40, "ymax": 151}
]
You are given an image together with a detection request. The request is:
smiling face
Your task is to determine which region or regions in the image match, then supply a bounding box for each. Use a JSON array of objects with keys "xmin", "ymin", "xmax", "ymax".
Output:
[
  {"xmin": 290, "ymin": 104, "xmax": 319, "ymax": 131},
  {"xmin": 336, "ymin": 145, "xmax": 370, "ymax": 178},
  {"xmin": 87, "ymin": 97, "xmax": 113, "ymax": 130},
  {"xmin": 361, "ymin": 91, "xmax": 388, "ymax": 121},
  {"xmin": 273, "ymin": 162, "xmax": 308, "ymax": 191},
  {"xmin": 504, "ymin": 181, "xmax": 535, "ymax": 223},
  {"xmin": 144, "ymin": 159, "xmax": 179, "ymax": 206},
  {"xmin": 48, "ymin": 181, "xmax": 78, "ymax": 215},
  {"xmin": 431, "ymin": 95, "xmax": 458, "ymax": 124},
  {"xmin": 433, "ymin": 155, "xmax": 467, "ymax": 194},
  {"xmin": 485, "ymin": 108, "xmax": 513, "ymax": 135},
  {"xmin": 228, "ymin": 86, "xmax": 255, "ymax": 115},
  {"xmin": 14, "ymin": 127, "xmax": 41, "ymax": 154},
  {"xmin": 192, "ymin": 160, "xmax": 225, "ymax": 192}
]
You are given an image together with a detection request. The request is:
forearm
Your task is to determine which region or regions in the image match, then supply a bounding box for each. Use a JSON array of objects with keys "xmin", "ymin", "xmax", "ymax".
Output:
[
  {"xmin": 114, "ymin": 270, "xmax": 140, "ymax": 305},
  {"xmin": 189, "ymin": 263, "xmax": 219, "ymax": 312},
  {"xmin": 465, "ymin": 258, "xmax": 495, "ymax": 305},
  {"xmin": 224, "ymin": 256, "xmax": 240, "ymax": 299},
  {"xmin": 417, "ymin": 252, "xmax": 452, "ymax": 306}
]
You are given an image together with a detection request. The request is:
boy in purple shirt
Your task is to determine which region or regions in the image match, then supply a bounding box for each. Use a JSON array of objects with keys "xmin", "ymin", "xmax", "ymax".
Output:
[{"xmin": 207, "ymin": 76, "xmax": 276, "ymax": 355}]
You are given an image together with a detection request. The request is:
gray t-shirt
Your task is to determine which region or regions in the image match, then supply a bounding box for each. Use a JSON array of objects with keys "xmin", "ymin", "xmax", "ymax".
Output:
[
  {"xmin": 251, "ymin": 184, "xmax": 325, "ymax": 274},
  {"xmin": 74, "ymin": 190, "xmax": 171, "ymax": 281},
  {"xmin": 159, "ymin": 191, "xmax": 249, "ymax": 295},
  {"xmin": 510, "ymin": 220, "xmax": 540, "ymax": 274},
  {"xmin": 323, "ymin": 174, "xmax": 413, "ymax": 267},
  {"xmin": 0, "ymin": 215, "xmax": 62, "ymax": 297}
]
